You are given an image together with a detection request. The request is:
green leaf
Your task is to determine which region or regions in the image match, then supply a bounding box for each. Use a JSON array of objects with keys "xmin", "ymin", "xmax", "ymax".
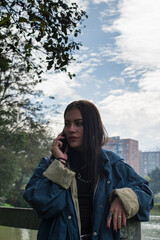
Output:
[
  {"xmin": 74, "ymin": 32, "xmax": 78, "ymax": 37},
  {"xmin": 19, "ymin": 17, "xmax": 29, "ymax": 23},
  {"xmin": 0, "ymin": 18, "xmax": 10, "ymax": 27}
]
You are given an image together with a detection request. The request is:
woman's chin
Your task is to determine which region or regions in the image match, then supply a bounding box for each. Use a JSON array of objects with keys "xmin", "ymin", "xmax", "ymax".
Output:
[{"xmin": 69, "ymin": 143, "xmax": 82, "ymax": 151}]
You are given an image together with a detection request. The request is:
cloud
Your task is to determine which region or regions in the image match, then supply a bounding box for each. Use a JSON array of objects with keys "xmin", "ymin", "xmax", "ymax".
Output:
[
  {"xmin": 97, "ymin": 64, "xmax": 160, "ymax": 150},
  {"xmin": 93, "ymin": 0, "xmax": 110, "ymax": 4},
  {"xmin": 138, "ymin": 70, "xmax": 160, "ymax": 92},
  {"xmin": 98, "ymin": 83, "xmax": 160, "ymax": 151},
  {"xmin": 101, "ymin": 0, "xmax": 160, "ymax": 69},
  {"xmin": 109, "ymin": 76, "xmax": 125, "ymax": 85},
  {"xmin": 68, "ymin": 0, "xmax": 89, "ymax": 11},
  {"xmin": 108, "ymin": 89, "xmax": 124, "ymax": 95},
  {"xmin": 97, "ymin": 0, "xmax": 160, "ymax": 150},
  {"xmin": 36, "ymin": 45, "xmax": 104, "ymax": 102}
]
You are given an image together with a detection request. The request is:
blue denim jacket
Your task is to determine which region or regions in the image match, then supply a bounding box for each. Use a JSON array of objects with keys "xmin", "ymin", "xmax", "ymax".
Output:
[{"xmin": 23, "ymin": 149, "xmax": 153, "ymax": 240}]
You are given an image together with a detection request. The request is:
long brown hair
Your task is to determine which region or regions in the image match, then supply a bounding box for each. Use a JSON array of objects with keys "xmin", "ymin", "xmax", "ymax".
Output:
[{"xmin": 64, "ymin": 100, "xmax": 108, "ymax": 187}]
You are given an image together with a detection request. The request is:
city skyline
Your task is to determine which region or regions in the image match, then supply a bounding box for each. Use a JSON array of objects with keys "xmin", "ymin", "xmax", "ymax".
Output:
[{"xmin": 104, "ymin": 135, "xmax": 160, "ymax": 176}]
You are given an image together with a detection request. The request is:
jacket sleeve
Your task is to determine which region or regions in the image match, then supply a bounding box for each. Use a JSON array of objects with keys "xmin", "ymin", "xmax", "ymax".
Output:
[
  {"xmin": 109, "ymin": 187, "xmax": 139, "ymax": 219},
  {"xmin": 111, "ymin": 158, "xmax": 154, "ymax": 221},
  {"xmin": 23, "ymin": 157, "xmax": 75, "ymax": 219}
]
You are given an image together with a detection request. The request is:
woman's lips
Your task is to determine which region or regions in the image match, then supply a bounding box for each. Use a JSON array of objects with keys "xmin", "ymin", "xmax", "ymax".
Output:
[{"xmin": 69, "ymin": 137, "xmax": 78, "ymax": 141}]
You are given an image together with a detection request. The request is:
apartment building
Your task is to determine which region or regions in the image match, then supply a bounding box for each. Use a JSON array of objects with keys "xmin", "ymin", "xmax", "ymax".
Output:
[
  {"xmin": 139, "ymin": 151, "xmax": 160, "ymax": 177},
  {"xmin": 103, "ymin": 136, "xmax": 139, "ymax": 174}
]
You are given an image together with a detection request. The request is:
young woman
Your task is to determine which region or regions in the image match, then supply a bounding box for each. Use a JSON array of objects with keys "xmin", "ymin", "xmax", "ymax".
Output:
[{"xmin": 24, "ymin": 100, "xmax": 153, "ymax": 240}]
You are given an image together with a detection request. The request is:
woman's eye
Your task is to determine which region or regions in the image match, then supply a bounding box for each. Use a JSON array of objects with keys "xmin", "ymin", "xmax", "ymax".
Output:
[
  {"xmin": 76, "ymin": 122, "xmax": 83, "ymax": 126},
  {"xmin": 65, "ymin": 122, "xmax": 70, "ymax": 127}
]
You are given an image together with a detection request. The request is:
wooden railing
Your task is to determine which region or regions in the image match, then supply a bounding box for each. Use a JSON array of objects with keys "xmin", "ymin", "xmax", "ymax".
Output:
[
  {"xmin": 0, "ymin": 207, "xmax": 40, "ymax": 230},
  {"xmin": 0, "ymin": 206, "xmax": 141, "ymax": 239}
]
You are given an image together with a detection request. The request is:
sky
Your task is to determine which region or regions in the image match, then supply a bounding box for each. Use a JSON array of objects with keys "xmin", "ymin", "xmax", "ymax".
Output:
[{"xmin": 37, "ymin": 0, "xmax": 160, "ymax": 151}]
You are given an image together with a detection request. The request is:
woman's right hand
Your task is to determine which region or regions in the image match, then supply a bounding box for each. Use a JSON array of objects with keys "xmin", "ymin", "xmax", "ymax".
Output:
[{"xmin": 50, "ymin": 133, "xmax": 68, "ymax": 165}]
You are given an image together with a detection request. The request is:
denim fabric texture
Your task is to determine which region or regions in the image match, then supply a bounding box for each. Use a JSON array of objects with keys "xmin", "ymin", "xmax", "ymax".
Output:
[{"xmin": 23, "ymin": 149, "xmax": 154, "ymax": 240}]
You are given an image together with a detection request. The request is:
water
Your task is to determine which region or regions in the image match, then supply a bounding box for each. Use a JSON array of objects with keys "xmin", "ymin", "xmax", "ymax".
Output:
[
  {"xmin": 0, "ymin": 215, "xmax": 159, "ymax": 240},
  {"xmin": 141, "ymin": 215, "xmax": 160, "ymax": 240},
  {"xmin": 0, "ymin": 227, "xmax": 37, "ymax": 240}
]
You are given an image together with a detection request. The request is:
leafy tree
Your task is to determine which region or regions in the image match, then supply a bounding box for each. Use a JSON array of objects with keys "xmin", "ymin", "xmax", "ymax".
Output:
[
  {"xmin": 149, "ymin": 167, "xmax": 160, "ymax": 194},
  {"xmin": 0, "ymin": 125, "xmax": 52, "ymax": 207},
  {"xmin": 0, "ymin": 0, "xmax": 87, "ymax": 79},
  {"xmin": 0, "ymin": 0, "xmax": 87, "ymax": 206},
  {"xmin": 0, "ymin": 0, "xmax": 87, "ymax": 132}
]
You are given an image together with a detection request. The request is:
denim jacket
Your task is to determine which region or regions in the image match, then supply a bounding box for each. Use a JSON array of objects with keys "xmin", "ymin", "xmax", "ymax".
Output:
[{"xmin": 23, "ymin": 149, "xmax": 153, "ymax": 240}]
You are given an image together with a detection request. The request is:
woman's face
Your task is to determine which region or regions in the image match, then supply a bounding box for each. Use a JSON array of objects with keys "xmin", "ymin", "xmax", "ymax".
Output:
[{"xmin": 64, "ymin": 108, "xmax": 83, "ymax": 150}]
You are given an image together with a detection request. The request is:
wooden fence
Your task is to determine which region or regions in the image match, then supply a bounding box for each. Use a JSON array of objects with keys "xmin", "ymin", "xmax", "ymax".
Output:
[{"xmin": 0, "ymin": 206, "xmax": 141, "ymax": 239}]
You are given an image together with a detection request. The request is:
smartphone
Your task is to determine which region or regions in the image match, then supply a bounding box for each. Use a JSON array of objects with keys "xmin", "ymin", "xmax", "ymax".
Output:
[
  {"xmin": 60, "ymin": 131, "xmax": 67, "ymax": 153},
  {"xmin": 50, "ymin": 131, "xmax": 68, "ymax": 160}
]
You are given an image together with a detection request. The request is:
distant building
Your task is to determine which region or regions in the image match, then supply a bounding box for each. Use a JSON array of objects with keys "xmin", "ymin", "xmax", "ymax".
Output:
[
  {"xmin": 139, "ymin": 151, "xmax": 160, "ymax": 177},
  {"xmin": 103, "ymin": 136, "xmax": 139, "ymax": 173}
]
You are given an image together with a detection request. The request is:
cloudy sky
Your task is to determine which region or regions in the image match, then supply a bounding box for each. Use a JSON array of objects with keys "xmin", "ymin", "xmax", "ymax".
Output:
[{"xmin": 37, "ymin": 0, "xmax": 160, "ymax": 151}]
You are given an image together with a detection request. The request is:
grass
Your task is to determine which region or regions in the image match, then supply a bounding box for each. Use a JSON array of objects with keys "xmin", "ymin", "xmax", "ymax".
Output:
[{"xmin": 0, "ymin": 203, "xmax": 14, "ymax": 208}]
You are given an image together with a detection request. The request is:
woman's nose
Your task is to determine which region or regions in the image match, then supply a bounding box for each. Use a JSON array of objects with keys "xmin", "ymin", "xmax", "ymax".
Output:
[{"xmin": 68, "ymin": 124, "xmax": 76, "ymax": 132}]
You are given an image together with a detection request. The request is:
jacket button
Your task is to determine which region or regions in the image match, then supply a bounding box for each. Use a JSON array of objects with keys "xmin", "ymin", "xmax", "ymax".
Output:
[
  {"xmin": 93, "ymin": 232, "xmax": 97, "ymax": 236},
  {"xmin": 68, "ymin": 216, "xmax": 72, "ymax": 219},
  {"xmin": 107, "ymin": 180, "xmax": 110, "ymax": 184}
]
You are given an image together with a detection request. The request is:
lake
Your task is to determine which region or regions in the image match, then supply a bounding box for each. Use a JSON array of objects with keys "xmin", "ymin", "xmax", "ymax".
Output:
[
  {"xmin": 141, "ymin": 215, "xmax": 160, "ymax": 240},
  {"xmin": 0, "ymin": 215, "xmax": 159, "ymax": 240}
]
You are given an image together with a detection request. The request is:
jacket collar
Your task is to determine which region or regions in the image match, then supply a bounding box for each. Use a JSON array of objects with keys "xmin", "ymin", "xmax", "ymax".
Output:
[
  {"xmin": 101, "ymin": 148, "xmax": 121, "ymax": 181},
  {"xmin": 101, "ymin": 148, "xmax": 111, "ymax": 178}
]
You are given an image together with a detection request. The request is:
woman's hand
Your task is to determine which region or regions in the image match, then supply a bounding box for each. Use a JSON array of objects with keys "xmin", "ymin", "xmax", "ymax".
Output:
[
  {"xmin": 106, "ymin": 196, "xmax": 126, "ymax": 232},
  {"xmin": 50, "ymin": 133, "xmax": 68, "ymax": 165}
]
